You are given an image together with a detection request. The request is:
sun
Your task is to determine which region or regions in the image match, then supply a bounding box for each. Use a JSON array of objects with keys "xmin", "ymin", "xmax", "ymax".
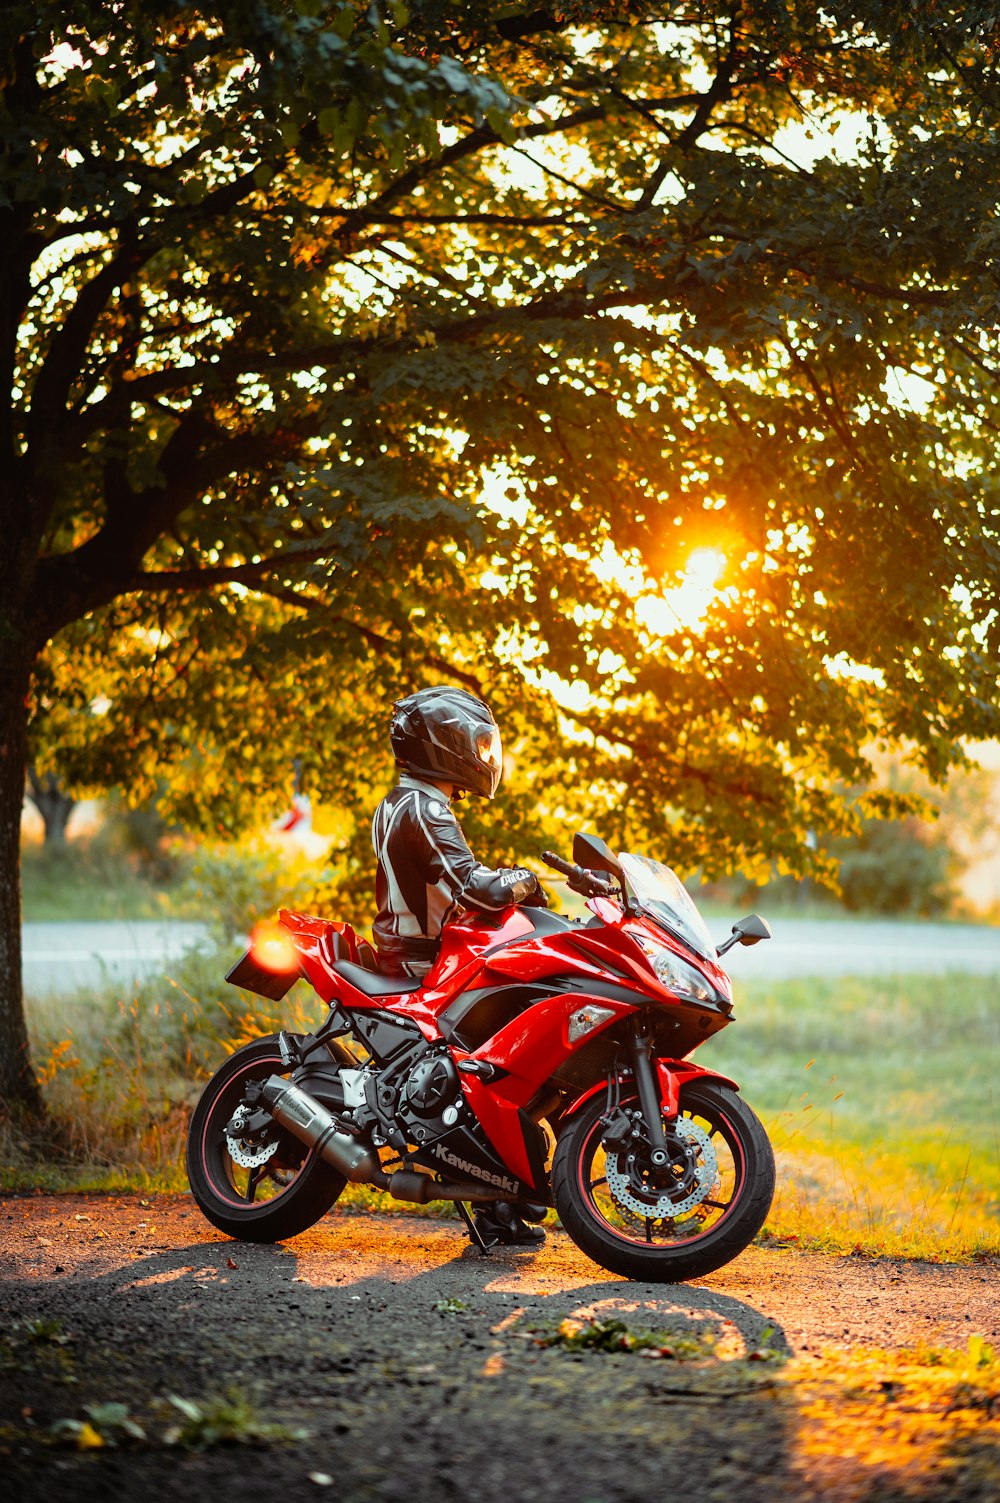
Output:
[{"xmin": 634, "ymin": 548, "xmax": 728, "ymax": 635}]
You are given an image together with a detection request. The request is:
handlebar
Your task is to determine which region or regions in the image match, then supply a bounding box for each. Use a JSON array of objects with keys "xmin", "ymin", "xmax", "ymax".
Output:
[
  {"xmin": 541, "ymin": 850, "xmax": 577, "ymax": 878},
  {"xmin": 541, "ymin": 850, "xmax": 616, "ymax": 899}
]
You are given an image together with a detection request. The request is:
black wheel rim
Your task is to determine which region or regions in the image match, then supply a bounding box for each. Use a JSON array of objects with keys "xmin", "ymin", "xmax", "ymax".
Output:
[
  {"xmin": 196, "ymin": 1050, "xmax": 320, "ymax": 1212},
  {"xmin": 575, "ymin": 1091, "xmax": 747, "ymax": 1249}
]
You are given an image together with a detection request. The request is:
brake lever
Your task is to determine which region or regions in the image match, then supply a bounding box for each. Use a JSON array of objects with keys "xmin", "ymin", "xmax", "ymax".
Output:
[{"xmin": 567, "ymin": 870, "xmax": 615, "ymax": 899}]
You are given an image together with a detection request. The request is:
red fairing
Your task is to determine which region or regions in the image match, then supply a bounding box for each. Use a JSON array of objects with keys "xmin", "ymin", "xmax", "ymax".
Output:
[
  {"xmin": 275, "ymin": 892, "xmax": 738, "ymax": 1189},
  {"xmin": 563, "ymin": 1059, "xmax": 741, "ymax": 1126}
]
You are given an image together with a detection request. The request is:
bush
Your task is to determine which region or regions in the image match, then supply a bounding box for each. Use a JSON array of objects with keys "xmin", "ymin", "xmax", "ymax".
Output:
[
  {"xmin": 834, "ymin": 815, "xmax": 958, "ymax": 917},
  {"xmin": 177, "ymin": 842, "xmax": 334, "ymax": 943}
]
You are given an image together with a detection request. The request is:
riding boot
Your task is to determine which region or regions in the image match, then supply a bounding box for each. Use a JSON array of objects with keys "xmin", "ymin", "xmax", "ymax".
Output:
[{"xmin": 471, "ymin": 1200, "xmax": 546, "ymax": 1247}]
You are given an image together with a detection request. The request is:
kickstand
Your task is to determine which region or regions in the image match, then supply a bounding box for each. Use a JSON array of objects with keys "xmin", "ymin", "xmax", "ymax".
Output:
[{"xmin": 455, "ymin": 1200, "xmax": 493, "ymax": 1255}]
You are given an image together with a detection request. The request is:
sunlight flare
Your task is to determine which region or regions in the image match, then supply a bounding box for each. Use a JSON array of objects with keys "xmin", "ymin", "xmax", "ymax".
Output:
[{"xmin": 637, "ymin": 548, "xmax": 729, "ymax": 635}]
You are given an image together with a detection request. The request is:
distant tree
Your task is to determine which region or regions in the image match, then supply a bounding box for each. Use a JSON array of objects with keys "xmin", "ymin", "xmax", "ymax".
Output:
[
  {"xmin": 835, "ymin": 815, "xmax": 958, "ymax": 917},
  {"xmin": 24, "ymin": 766, "xmax": 76, "ymax": 847},
  {"xmin": 3, "ymin": 2, "xmax": 999, "ymax": 1112}
]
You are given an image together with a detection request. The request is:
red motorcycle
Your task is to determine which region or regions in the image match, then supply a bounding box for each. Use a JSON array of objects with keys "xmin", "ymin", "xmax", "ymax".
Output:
[{"xmin": 187, "ymin": 834, "xmax": 775, "ymax": 1281}]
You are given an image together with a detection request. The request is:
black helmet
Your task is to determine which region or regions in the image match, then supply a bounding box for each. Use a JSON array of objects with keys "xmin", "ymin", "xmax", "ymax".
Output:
[{"xmin": 390, "ymin": 686, "xmax": 502, "ymax": 798}]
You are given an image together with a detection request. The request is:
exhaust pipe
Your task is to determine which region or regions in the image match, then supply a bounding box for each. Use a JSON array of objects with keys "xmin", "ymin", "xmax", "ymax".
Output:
[
  {"xmin": 260, "ymin": 1077, "xmax": 381, "ymax": 1183},
  {"xmin": 260, "ymin": 1077, "xmax": 507, "ymax": 1202}
]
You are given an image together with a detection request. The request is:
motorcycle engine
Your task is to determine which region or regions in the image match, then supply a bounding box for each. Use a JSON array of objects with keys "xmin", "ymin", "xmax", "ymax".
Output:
[{"xmin": 396, "ymin": 1047, "xmax": 464, "ymax": 1141}]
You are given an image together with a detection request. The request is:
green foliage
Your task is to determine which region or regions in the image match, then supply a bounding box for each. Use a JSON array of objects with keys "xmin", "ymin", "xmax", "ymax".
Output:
[
  {"xmin": 25, "ymin": 1317, "xmax": 68, "ymax": 1345},
  {"xmin": 49, "ymin": 1402, "xmax": 147, "ymax": 1448},
  {"xmin": 21, "ymin": 832, "xmax": 183, "ymax": 921},
  {"xmin": 178, "ymin": 840, "xmax": 331, "ymax": 941},
  {"xmin": 708, "ymin": 971, "xmax": 1000, "ymax": 1258},
  {"xmin": 163, "ymin": 1391, "xmax": 308, "ymax": 1450},
  {"xmin": 530, "ymin": 1314, "xmax": 719, "ymax": 1360},
  {"xmin": 6, "ymin": 0, "xmax": 998, "ymax": 872},
  {"xmin": 433, "ymin": 1296, "xmax": 468, "ymax": 1314},
  {"xmin": 2, "ymin": 1317, "xmax": 76, "ymax": 1385}
]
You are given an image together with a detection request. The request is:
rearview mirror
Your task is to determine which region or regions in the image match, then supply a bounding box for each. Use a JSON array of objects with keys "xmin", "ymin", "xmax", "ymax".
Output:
[
  {"xmin": 734, "ymin": 913, "xmax": 771, "ymax": 946},
  {"xmin": 572, "ymin": 832, "xmax": 624, "ymax": 880},
  {"xmin": 716, "ymin": 912, "xmax": 771, "ymax": 957}
]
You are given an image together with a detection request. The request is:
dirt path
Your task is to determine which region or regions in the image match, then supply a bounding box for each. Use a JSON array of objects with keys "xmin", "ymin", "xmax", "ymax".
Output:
[{"xmin": 2, "ymin": 1194, "xmax": 998, "ymax": 1502}]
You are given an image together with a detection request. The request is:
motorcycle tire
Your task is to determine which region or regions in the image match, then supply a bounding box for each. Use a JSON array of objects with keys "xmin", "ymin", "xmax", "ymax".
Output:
[
  {"xmin": 552, "ymin": 1079, "xmax": 775, "ymax": 1283},
  {"xmin": 187, "ymin": 1035, "xmax": 346, "ymax": 1242}
]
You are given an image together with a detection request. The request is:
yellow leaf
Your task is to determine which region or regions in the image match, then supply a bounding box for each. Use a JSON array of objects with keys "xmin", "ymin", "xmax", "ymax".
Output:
[{"xmin": 76, "ymin": 1422, "xmax": 105, "ymax": 1450}]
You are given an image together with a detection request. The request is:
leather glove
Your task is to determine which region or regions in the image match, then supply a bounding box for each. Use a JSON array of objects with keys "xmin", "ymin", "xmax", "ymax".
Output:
[{"xmin": 521, "ymin": 880, "xmax": 549, "ymax": 908}]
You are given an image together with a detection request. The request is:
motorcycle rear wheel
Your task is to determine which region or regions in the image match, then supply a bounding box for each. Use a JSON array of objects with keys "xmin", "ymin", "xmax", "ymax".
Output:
[
  {"xmin": 552, "ymin": 1079, "xmax": 775, "ymax": 1282},
  {"xmin": 187, "ymin": 1035, "xmax": 346, "ymax": 1241}
]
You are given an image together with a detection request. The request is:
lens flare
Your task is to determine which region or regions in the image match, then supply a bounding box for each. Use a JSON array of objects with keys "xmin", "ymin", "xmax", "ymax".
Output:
[{"xmin": 250, "ymin": 920, "xmax": 298, "ymax": 974}]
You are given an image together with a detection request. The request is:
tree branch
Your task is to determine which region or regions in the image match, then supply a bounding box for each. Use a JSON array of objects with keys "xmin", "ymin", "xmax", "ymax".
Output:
[
  {"xmin": 636, "ymin": 6, "xmax": 743, "ymax": 209},
  {"xmin": 249, "ymin": 583, "xmax": 488, "ymax": 694},
  {"xmin": 495, "ymin": 9, "xmax": 569, "ymax": 44},
  {"xmin": 125, "ymin": 543, "xmax": 342, "ymax": 594},
  {"xmin": 332, "ymin": 103, "xmax": 611, "ymax": 229}
]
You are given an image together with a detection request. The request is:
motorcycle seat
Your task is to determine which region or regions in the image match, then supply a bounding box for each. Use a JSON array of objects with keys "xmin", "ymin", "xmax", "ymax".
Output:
[{"xmin": 332, "ymin": 960, "xmax": 418, "ymax": 997}]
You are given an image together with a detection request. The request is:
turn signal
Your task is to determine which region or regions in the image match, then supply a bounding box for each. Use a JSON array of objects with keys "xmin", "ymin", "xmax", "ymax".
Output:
[{"xmin": 568, "ymin": 1003, "xmax": 616, "ymax": 1043}]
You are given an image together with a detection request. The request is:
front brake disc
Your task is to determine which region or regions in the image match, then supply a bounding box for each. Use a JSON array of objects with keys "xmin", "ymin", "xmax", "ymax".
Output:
[{"xmin": 605, "ymin": 1116, "xmax": 718, "ymax": 1219}]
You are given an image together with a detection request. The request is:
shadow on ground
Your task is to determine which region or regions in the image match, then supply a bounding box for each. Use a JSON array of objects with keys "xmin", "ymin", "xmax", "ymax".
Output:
[{"xmin": 2, "ymin": 1218, "xmax": 997, "ymax": 1503}]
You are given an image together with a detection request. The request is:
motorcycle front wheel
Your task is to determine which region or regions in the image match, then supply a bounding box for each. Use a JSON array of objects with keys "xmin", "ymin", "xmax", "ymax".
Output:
[
  {"xmin": 187, "ymin": 1035, "xmax": 347, "ymax": 1242},
  {"xmin": 552, "ymin": 1079, "xmax": 775, "ymax": 1282}
]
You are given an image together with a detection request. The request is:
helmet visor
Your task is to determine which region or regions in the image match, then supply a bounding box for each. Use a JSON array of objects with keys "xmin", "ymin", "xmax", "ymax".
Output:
[{"xmin": 475, "ymin": 724, "xmax": 502, "ymax": 774}]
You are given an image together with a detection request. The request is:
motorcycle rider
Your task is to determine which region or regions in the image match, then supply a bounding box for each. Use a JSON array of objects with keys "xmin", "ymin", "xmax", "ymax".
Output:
[{"xmin": 372, "ymin": 684, "xmax": 548, "ymax": 1248}]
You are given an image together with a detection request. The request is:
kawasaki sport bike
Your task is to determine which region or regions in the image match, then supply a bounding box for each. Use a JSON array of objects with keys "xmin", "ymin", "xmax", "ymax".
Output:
[{"xmin": 186, "ymin": 834, "xmax": 775, "ymax": 1281}]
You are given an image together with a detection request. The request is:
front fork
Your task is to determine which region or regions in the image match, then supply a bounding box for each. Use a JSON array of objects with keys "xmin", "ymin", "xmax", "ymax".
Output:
[{"xmin": 629, "ymin": 1012, "xmax": 673, "ymax": 1168}]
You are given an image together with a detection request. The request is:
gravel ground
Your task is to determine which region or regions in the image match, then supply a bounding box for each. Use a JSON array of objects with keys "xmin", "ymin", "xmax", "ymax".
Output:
[{"xmin": 1, "ymin": 1194, "xmax": 998, "ymax": 1502}]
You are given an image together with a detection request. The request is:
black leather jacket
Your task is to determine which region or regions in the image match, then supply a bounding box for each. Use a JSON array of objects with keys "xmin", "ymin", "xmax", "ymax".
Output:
[{"xmin": 371, "ymin": 774, "xmax": 539, "ymax": 976}]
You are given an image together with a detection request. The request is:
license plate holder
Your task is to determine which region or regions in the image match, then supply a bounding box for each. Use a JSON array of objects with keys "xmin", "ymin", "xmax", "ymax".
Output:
[{"xmin": 225, "ymin": 949, "xmax": 299, "ymax": 1001}]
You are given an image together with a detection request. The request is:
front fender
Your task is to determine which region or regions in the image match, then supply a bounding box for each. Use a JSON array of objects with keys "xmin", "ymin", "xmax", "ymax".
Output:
[{"xmin": 562, "ymin": 1058, "xmax": 740, "ymax": 1123}]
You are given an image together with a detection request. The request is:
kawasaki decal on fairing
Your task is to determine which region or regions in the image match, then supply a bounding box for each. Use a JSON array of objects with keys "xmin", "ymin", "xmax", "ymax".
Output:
[{"xmin": 431, "ymin": 1144, "xmax": 520, "ymax": 1194}]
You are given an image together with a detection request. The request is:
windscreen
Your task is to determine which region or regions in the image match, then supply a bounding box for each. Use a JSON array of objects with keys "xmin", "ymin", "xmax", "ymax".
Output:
[{"xmin": 617, "ymin": 852, "xmax": 717, "ymax": 962}]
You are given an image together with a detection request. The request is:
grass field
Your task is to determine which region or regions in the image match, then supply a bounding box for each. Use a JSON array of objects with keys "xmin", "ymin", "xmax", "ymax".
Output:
[
  {"xmin": 7, "ymin": 958, "xmax": 997, "ymax": 1262},
  {"xmin": 704, "ymin": 972, "xmax": 1000, "ymax": 1258}
]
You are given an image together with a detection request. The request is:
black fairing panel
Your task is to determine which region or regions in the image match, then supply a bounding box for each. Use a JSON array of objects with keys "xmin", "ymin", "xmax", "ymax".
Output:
[
  {"xmin": 226, "ymin": 949, "xmax": 299, "ymax": 1002},
  {"xmin": 440, "ymin": 973, "xmax": 645, "ymax": 1053},
  {"xmin": 651, "ymin": 1004, "xmax": 729, "ymax": 1054},
  {"xmin": 548, "ymin": 1031, "xmax": 622, "ymax": 1093},
  {"xmin": 515, "ymin": 908, "xmax": 575, "ymax": 939},
  {"xmin": 345, "ymin": 1009, "xmax": 423, "ymax": 1064},
  {"xmin": 293, "ymin": 1060, "xmax": 348, "ymax": 1110},
  {"xmin": 440, "ymin": 985, "xmax": 543, "ymax": 1051},
  {"xmin": 408, "ymin": 1120, "xmax": 542, "ymax": 1199}
]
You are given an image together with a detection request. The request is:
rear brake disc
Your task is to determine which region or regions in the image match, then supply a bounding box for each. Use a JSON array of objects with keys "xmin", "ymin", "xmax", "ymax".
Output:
[{"xmin": 225, "ymin": 1104, "xmax": 281, "ymax": 1170}]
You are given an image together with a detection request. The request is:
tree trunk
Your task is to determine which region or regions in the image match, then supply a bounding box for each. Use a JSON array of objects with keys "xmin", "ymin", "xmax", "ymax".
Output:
[
  {"xmin": 26, "ymin": 766, "xmax": 76, "ymax": 846},
  {"xmin": 0, "ymin": 639, "xmax": 45, "ymax": 1117}
]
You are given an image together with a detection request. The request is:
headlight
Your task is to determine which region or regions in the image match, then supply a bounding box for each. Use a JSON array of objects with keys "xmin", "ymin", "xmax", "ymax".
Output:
[{"xmin": 635, "ymin": 937, "xmax": 723, "ymax": 1006}]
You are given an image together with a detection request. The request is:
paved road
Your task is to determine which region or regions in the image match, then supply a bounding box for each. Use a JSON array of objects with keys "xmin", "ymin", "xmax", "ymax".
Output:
[
  {"xmin": 717, "ymin": 915, "xmax": 1000, "ymax": 980},
  {"xmin": 22, "ymin": 920, "xmax": 211, "ymax": 996},
  {"xmin": 21, "ymin": 915, "xmax": 1000, "ymax": 996}
]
